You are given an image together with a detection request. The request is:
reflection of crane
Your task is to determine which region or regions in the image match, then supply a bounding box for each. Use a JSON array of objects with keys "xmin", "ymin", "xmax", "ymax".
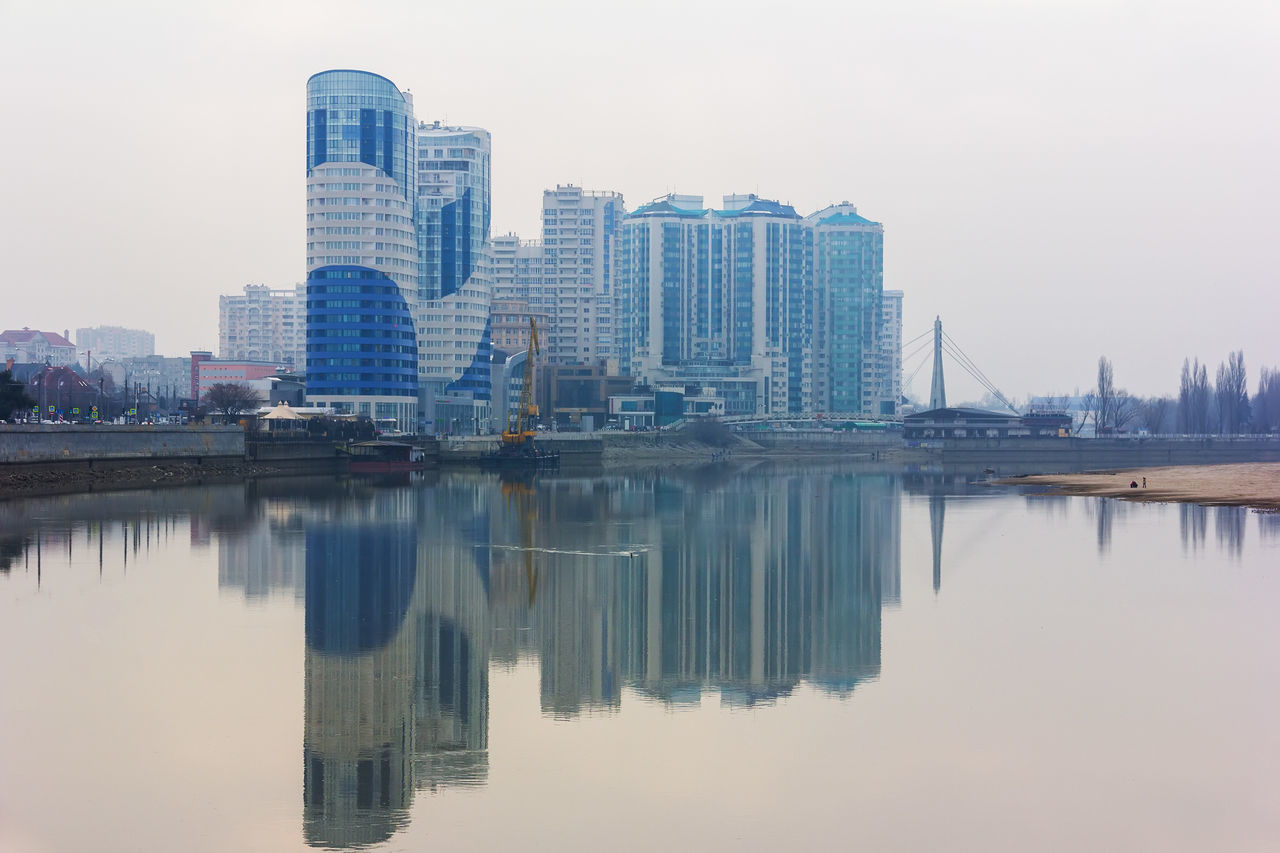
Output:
[
  {"xmin": 501, "ymin": 318, "xmax": 540, "ymax": 455},
  {"xmin": 500, "ymin": 474, "xmax": 538, "ymax": 605}
]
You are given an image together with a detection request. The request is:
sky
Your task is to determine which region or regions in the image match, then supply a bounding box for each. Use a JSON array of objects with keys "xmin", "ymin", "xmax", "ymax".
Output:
[{"xmin": 1, "ymin": 0, "xmax": 1277, "ymax": 402}]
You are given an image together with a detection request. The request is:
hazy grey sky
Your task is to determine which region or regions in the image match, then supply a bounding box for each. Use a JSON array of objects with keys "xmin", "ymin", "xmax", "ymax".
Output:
[{"xmin": 2, "ymin": 0, "xmax": 1276, "ymax": 402}]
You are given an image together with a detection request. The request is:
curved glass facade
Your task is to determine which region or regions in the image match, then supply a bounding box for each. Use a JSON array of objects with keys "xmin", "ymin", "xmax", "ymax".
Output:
[
  {"xmin": 306, "ymin": 70, "xmax": 416, "ymax": 199},
  {"xmin": 305, "ymin": 266, "xmax": 418, "ymax": 400}
]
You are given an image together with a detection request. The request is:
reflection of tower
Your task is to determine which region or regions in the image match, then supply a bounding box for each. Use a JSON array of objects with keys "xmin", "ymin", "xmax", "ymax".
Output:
[
  {"xmin": 538, "ymin": 552, "xmax": 622, "ymax": 717},
  {"xmin": 216, "ymin": 512, "xmax": 305, "ymax": 602},
  {"xmin": 612, "ymin": 472, "xmax": 899, "ymax": 706},
  {"xmin": 412, "ymin": 529, "xmax": 491, "ymax": 790},
  {"xmin": 303, "ymin": 520, "xmax": 418, "ymax": 849},
  {"xmin": 929, "ymin": 494, "xmax": 945, "ymax": 593},
  {"xmin": 809, "ymin": 474, "xmax": 890, "ymax": 694}
]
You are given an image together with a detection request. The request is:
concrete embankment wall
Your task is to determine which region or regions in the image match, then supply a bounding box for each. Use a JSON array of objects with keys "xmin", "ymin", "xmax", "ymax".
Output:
[
  {"xmin": 745, "ymin": 430, "xmax": 900, "ymax": 452},
  {"xmin": 0, "ymin": 425, "xmax": 245, "ymax": 465},
  {"xmin": 912, "ymin": 437, "xmax": 1280, "ymax": 465},
  {"xmin": 438, "ymin": 435, "xmax": 603, "ymax": 466}
]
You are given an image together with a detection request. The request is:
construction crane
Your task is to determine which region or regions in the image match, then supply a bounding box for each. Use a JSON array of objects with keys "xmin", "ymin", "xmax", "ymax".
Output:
[{"xmin": 500, "ymin": 318, "xmax": 540, "ymax": 455}]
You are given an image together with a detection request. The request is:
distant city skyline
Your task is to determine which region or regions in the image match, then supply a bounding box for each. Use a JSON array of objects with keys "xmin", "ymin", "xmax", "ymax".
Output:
[{"xmin": 2, "ymin": 1, "xmax": 1276, "ymax": 401}]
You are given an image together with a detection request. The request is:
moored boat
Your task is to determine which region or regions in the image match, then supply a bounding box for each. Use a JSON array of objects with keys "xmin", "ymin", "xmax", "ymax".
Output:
[{"xmin": 344, "ymin": 441, "xmax": 425, "ymax": 473}]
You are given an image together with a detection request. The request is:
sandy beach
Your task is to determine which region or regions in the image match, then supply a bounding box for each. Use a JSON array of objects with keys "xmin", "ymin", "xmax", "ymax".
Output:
[{"xmin": 997, "ymin": 462, "xmax": 1280, "ymax": 512}]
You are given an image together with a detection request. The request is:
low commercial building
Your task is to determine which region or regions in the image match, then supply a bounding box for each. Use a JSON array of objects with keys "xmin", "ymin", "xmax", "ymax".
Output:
[
  {"xmin": 608, "ymin": 387, "xmax": 725, "ymax": 429},
  {"xmin": 195, "ymin": 359, "xmax": 282, "ymax": 399},
  {"xmin": 537, "ymin": 360, "xmax": 635, "ymax": 431},
  {"xmin": 904, "ymin": 407, "xmax": 1072, "ymax": 440}
]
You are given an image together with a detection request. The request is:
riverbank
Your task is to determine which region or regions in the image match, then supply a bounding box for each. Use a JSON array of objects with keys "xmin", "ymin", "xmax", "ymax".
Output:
[
  {"xmin": 995, "ymin": 462, "xmax": 1280, "ymax": 512},
  {"xmin": 0, "ymin": 459, "xmax": 296, "ymax": 500}
]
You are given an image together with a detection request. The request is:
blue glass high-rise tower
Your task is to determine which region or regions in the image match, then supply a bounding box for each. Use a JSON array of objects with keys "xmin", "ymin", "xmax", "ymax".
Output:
[{"xmin": 304, "ymin": 70, "xmax": 420, "ymax": 431}]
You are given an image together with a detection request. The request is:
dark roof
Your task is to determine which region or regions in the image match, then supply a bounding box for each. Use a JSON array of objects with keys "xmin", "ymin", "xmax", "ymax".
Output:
[
  {"xmin": 904, "ymin": 407, "xmax": 1020, "ymax": 422},
  {"xmin": 629, "ymin": 198, "xmax": 707, "ymax": 218},
  {"xmin": 716, "ymin": 197, "xmax": 800, "ymax": 219},
  {"xmin": 816, "ymin": 211, "xmax": 880, "ymax": 226},
  {"xmin": 1, "ymin": 329, "xmax": 74, "ymax": 347}
]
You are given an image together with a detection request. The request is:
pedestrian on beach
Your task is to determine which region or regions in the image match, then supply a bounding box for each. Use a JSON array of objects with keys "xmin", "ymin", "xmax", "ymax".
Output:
[{"xmin": 1142, "ymin": 477, "xmax": 1147, "ymax": 488}]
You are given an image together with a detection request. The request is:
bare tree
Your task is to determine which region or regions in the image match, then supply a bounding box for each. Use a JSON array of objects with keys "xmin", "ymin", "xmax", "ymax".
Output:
[
  {"xmin": 1078, "ymin": 390, "xmax": 1098, "ymax": 435},
  {"xmin": 1253, "ymin": 367, "xmax": 1280, "ymax": 433},
  {"xmin": 1214, "ymin": 350, "xmax": 1249, "ymax": 434},
  {"xmin": 1178, "ymin": 357, "xmax": 1212, "ymax": 434},
  {"xmin": 1095, "ymin": 357, "xmax": 1116, "ymax": 433},
  {"xmin": 1139, "ymin": 397, "xmax": 1172, "ymax": 434},
  {"xmin": 1112, "ymin": 394, "xmax": 1140, "ymax": 433},
  {"xmin": 202, "ymin": 383, "xmax": 261, "ymax": 418}
]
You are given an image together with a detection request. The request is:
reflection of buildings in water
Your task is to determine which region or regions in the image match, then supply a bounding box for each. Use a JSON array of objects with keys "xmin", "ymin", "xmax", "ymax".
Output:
[
  {"xmin": 551, "ymin": 472, "xmax": 900, "ymax": 709},
  {"xmin": 1214, "ymin": 506, "xmax": 1246, "ymax": 557},
  {"xmin": 810, "ymin": 475, "xmax": 893, "ymax": 695},
  {"xmin": 216, "ymin": 511, "xmax": 306, "ymax": 602},
  {"xmin": 538, "ymin": 554, "xmax": 622, "ymax": 717},
  {"xmin": 1180, "ymin": 503, "xmax": 1208, "ymax": 552},
  {"xmin": 300, "ymin": 485, "xmax": 493, "ymax": 848},
  {"xmin": 412, "ymin": 533, "xmax": 490, "ymax": 790},
  {"xmin": 303, "ymin": 518, "xmax": 418, "ymax": 849}
]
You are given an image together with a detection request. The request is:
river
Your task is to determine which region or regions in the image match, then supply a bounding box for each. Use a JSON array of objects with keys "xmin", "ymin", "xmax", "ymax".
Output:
[{"xmin": 1, "ymin": 463, "xmax": 1277, "ymax": 851}]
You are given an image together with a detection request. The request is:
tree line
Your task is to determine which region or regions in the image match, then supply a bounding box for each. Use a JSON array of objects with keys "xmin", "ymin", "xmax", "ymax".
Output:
[{"xmin": 1067, "ymin": 353, "xmax": 1280, "ymax": 436}]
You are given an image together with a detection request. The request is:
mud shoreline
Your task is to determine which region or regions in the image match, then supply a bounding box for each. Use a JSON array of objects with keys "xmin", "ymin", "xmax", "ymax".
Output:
[{"xmin": 994, "ymin": 463, "xmax": 1280, "ymax": 512}]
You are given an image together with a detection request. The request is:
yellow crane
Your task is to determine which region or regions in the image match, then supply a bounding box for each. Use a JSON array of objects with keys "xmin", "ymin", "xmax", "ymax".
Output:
[{"xmin": 500, "ymin": 318, "xmax": 540, "ymax": 453}]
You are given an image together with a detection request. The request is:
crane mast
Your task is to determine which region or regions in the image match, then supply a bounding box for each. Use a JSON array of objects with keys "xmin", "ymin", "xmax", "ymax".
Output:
[{"xmin": 501, "ymin": 318, "xmax": 540, "ymax": 452}]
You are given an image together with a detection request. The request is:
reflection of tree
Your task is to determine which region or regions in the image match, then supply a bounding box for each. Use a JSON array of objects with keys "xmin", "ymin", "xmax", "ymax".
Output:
[
  {"xmin": 1259, "ymin": 513, "xmax": 1280, "ymax": 543},
  {"xmin": 0, "ymin": 535, "xmax": 26, "ymax": 573},
  {"xmin": 1180, "ymin": 504, "xmax": 1208, "ymax": 552},
  {"xmin": 1095, "ymin": 498, "xmax": 1114, "ymax": 554},
  {"xmin": 1214, "ymin": 506, "xmax": 1246, "ymax": 557}
]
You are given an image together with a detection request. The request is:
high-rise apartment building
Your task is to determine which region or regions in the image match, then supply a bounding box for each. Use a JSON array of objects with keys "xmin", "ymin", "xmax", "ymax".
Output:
[
  {"xmin": 808, "ymin": 203, "xmax": 887, "ymax": 416},
  {"xmin": 304, "ymin": 70, "xmax": 420, "ymax": 431},
  {"xmin": 615, "ymin": 194, "xmax": 895, "ymax": 418},
  {"xmin": 539, "ymin": 186, "xmax": 624, "ymax": 364},
  {"xmin": 305, "ymin": 72, "xmax": 494, "ymax": 433},
  {"xmin": 219, "ymin": 284, "xmax": 306, "ymax": 369},
  {"xmin": 489, "ymin": 233, "xmax": 549, "ymax": 346},
  {"xmin": 615, "ymin": 194, "xmax": 812, "ymax": 416},
  {"xmin": 877, "ymin": 290, "xmax": 903, "ymax": 416},
  {"xmin": 75, "ymin": 326, "xmax": 154, "ymax": 363},
  {"xmin": 415, "ymin": 122, "xmax": 492, "ymax": 434},
  {"xmin": 489, "ymin": 187, "xmax": 625, "ymax": 368}
]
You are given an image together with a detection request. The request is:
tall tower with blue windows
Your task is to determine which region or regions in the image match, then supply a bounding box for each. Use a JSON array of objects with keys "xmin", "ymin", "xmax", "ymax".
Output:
[
  {"xmin": 304, "ymin": 70, "xmax": 420, "ymax": 431},
  {"xmin": 414, "ymin": 122, "xmax": 493, "ymax": 435},
  {"xmin": 808, "ymin": 203, "xmax": 886, "ymax": 416}
]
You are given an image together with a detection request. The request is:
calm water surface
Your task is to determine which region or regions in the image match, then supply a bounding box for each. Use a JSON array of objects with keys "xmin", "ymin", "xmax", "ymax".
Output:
[{"xmin": 1, "ymin": 464, "xmax": 1278, "ymax": 852}]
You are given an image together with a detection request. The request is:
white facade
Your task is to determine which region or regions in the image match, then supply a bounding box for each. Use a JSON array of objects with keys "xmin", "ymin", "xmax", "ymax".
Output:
[
  {"xmin": 414, "ymin": 123, "xmax": 493, "ymax": 433},
  {"xmin": 539, "ymin": 185, "xmax": 625, "ymax": 364},
  {"xmin": 218, "ymin": 284, "xmax": 307, "ymax": 369},
  {"xmin": 878, "ymin": 290, "xmax": 903, "ymax": 416},
  {"xmin": 305, "ymin": 165, "xmax": 419, "ymax": 298},
  {"xmin": 75, "ymin": 326, "xmax": 154, "ymax": 363}
]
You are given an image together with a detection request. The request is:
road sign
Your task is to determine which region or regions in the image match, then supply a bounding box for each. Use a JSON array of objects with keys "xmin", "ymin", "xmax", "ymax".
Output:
[
  {"xmin": 48, "ymin": 405, "xmax": 54, "ymax": 413},
  {"xmin": 72, "ymin": 408, "xmax": 80, "ymax": 415}
]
